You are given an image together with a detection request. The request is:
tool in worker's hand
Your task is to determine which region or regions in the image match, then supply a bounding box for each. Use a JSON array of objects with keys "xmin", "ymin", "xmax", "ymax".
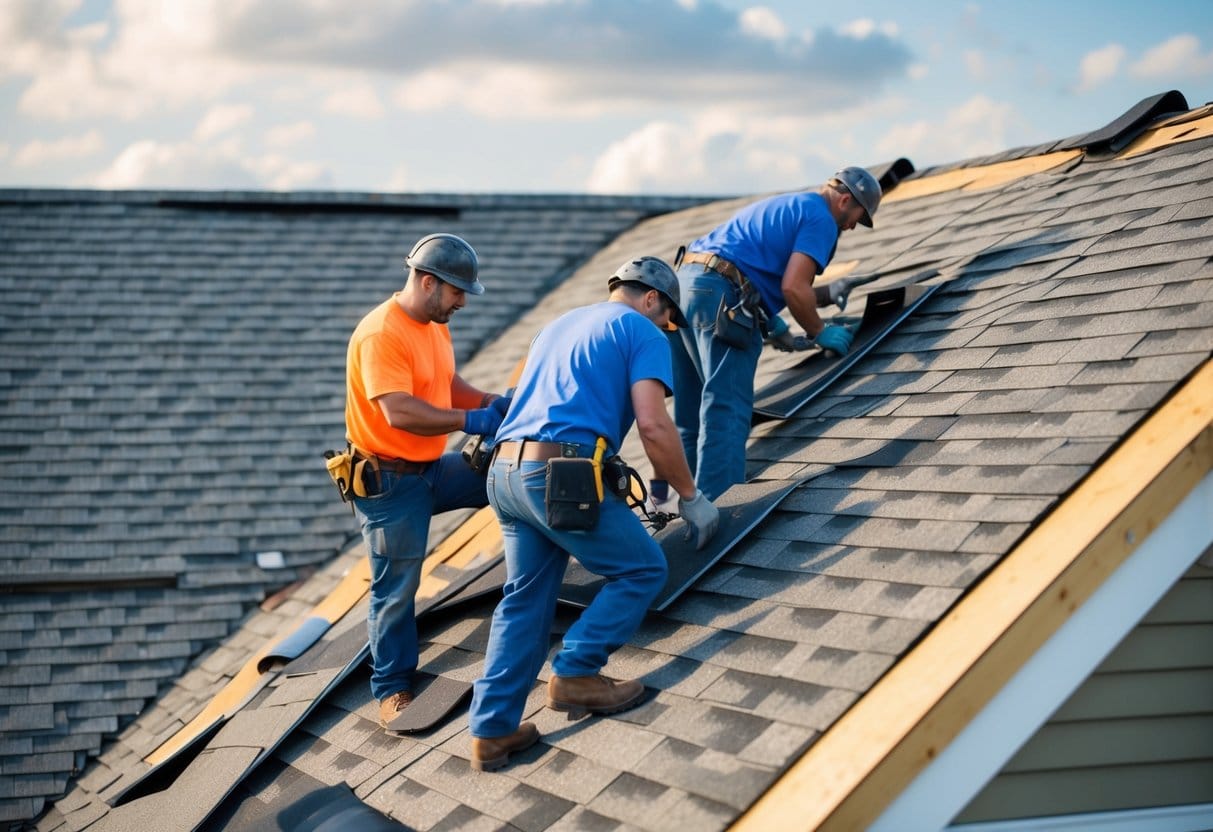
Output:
[
  {"xmin": 827, "ymin": 272, "xmax": 880, "ymax": 311},
  {"xmin": 462, "ymin": 388, "xmax": 515, "ymax": 474}
]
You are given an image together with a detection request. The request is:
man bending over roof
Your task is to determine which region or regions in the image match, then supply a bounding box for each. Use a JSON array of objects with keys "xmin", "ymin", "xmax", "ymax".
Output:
[{"xmin": 669, "ymin": 166, "xmax": 883, "ymax": 500}]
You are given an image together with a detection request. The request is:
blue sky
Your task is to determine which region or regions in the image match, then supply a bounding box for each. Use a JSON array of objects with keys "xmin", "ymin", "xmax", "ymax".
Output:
[{"xmin": 1, "ymin": 1, "xmax": 1210, "ymax": 195}]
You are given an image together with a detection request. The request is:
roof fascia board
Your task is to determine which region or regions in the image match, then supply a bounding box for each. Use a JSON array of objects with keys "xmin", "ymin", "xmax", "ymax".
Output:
[
  {"xmin": 945, "ymin": 802, "xmax": 1213, "ymax": 832},
  {"xmin": 875, "ymin": 470, "xmax": 1213, "ymax": 831},
  {"xmin": 731, "ymin": 360, "xmax": 1213, "ymax": 832}
]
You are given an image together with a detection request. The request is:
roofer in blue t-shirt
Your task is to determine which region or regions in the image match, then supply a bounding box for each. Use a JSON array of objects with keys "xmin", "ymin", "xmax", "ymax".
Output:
[
  {"xmin": 467, "ymin": 256, "xmax": 720, "ymax": 772},
  {"xmin": 669, "ymin": 166, "xmax": 883, "ymax": 501}
]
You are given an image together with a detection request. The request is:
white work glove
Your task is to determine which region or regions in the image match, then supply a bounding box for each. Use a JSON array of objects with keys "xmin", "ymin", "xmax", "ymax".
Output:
[{"xmin": 678, "ymin": 490, "xmax": 720, "ymax": 550}]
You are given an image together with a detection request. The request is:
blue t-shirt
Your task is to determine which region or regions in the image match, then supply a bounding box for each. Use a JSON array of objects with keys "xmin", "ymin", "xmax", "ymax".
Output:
[
  {"xmin": 691, "ymin": 191, "xmax": 838, "ymax": 316},
  {"xmin": 496, "ymin": 301, "xmax": 673, "ymax": 454}
]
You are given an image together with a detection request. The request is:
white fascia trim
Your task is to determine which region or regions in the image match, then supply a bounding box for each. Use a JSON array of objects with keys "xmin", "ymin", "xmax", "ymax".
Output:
[
  {"xmin": 945, "ymin": 802, "xmax": 1213, "ymax": 832},
  {"xmin": 869, "ymin": 471, "xmax": 1213, "ymax": 832}
]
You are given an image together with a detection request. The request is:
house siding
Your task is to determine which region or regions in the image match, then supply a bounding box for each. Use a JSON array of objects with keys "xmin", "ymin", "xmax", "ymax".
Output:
[{"xmin": 955, "ymin": 559, "xmax": 1213, "ymax": 822}]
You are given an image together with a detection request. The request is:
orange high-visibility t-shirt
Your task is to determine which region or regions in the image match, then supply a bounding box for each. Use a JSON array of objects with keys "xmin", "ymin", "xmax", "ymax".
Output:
[{"xmin": 345, "ymin": 295, "xmax": 455, "ymax": 462}]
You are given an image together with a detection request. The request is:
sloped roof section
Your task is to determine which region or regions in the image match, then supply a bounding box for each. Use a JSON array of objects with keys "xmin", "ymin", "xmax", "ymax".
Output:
[
  {"xmin": 31, "ymin": 95, "xmax": 1213, "ymax": 831},
  {"xmin": 0, "ymin": 189, "xmax": 708, "ymax": 827}
]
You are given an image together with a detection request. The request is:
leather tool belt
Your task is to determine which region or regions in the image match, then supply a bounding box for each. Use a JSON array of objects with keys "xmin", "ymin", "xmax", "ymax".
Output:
[{"xmin": 492, "ymin": 440, "xmax": 593, "ymax": 464}]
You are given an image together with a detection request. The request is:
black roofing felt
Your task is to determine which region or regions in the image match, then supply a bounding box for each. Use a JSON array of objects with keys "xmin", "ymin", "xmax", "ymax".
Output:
[
  {"xmin": 0, "ymin": 190, "xmax": 709, "ymax": 827},
  {"xmin": 19, "ymin": 101, "xmax": 1213, "ymax": 832}
]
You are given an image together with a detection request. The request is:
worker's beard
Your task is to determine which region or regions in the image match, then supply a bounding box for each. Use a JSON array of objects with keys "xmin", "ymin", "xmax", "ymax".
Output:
[{"xmin": 426, "ymin": 287, "xmax": 457, "ymax": 324}]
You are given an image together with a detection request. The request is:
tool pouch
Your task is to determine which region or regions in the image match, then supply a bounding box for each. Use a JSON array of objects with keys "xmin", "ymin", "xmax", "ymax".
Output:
[
  {"xmin": 461, "ymin": 434, "xmax": 491, "ymax": 476},
  {"xmin": 351, "ymin": 457, "xmax": 378, "ymax": 498},
  {"xmin": 602, "ymin": 456, "xmax": 636, "ymax": 499},
  {"xmin": 323, "ymin": 449, "xmax": 355, "ymax": 502},
  {"xmin": 714, "ymin": 297, "xmax": 756, "ymax": 349},
  {"xmin": 545, "ymin": 458, "xmax": 600, "ymax": 530}
]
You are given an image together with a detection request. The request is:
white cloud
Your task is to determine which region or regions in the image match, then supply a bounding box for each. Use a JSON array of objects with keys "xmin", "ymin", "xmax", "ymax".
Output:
[
  {"xmin": 264, "ymin": 120, "xmax": 315, "ymax": 149},
  {"xmin": 93, "ymin": 138, "xmax": 332, "ymax": 190},
  {"xmin": 323, "ymin": 80, "xmax": 385, "ymax": 118},
  {"xmin": 586, "ymin": 112, "xmax": 842, "ymax": 194},
  {"xmin": 7, "ymin": 1, "xmax": 913, "ymax": 130},
  {"xmin": 13, "ymin": 129, "xmax": 104, "ymax": 167},
  {"xmin": 842, "ymin": 19, "xmax": 875, "ymax": 39},
  {"xmin": 1076, "ymin": 43, "xmax": 1125, "ymax": 92},
  {"xmin": 963, "ymin": 49, "xmax": 988, "ymax": 81},
  {"xmin": 908, "ymin": 63, "xmax": 929, "ymax": 81},
  {"xmin": 740, "ymin": 7, "xmax": 787, "ymax": 41},
  {"xmin": 195, "ymin": 103, "xmax": 254, "ymax": 141},
  {"xmin": 875, "ymin": 94, "xmax": 1020, "ymax": 165},
  {"xmin": 1130, "ymin": 34, "xmax": 1213, "ymax": 78}
]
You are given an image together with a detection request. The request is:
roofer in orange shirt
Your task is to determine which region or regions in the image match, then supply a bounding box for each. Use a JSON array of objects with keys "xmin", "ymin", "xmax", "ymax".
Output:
[{"xmin": 344, "ymin": 233, "xmax": 511, "ymax": 730}]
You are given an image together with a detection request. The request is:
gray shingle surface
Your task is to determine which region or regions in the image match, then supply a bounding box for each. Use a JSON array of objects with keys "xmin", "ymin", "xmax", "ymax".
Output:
[
  {"xmin": 0, "ymin": 189, "xmax": 707, "ymax": 826},
  {"xmin": 19, "ymin": 111, "xmax": 1213, "ymax": 831}
]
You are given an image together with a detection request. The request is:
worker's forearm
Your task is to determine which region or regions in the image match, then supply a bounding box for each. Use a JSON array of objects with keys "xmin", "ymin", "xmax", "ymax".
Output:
[
  {"xmin": 380, "ymin": 396, "xmax": 466, "ymax": 436},
  {"xmin": 638, "ymin": 419, "xmax": 696, "ymax": 499},
  {"xmin": 785, "ymin": 288, "xmax": 825, "ymax": 338},
  {"xmin": 451, "ymin": 374, "xmax": 493, "ymax": 410}
]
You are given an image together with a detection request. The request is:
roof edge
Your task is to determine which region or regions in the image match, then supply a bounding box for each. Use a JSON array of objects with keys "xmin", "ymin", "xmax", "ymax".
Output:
[
  {"xmin": 0, "ymin": 187, "xmax": 712, "ymax": 211},
  {"xmin": 731, "ymin": 360, "xmax": 1213, "ymax": 832}
]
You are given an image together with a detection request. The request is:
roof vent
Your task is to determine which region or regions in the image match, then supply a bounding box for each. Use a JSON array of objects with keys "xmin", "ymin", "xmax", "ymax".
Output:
[
  {"xmin": 1058, "ymin": 90, "xmax": 1189, "ymax": 153},
  {"xmin": 867, "ymin": 158, "xmax": 916, "ymax": 192}
]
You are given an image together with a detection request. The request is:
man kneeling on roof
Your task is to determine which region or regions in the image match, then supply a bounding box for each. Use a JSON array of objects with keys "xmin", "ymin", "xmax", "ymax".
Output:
[
  {"xmin": 467, "ymin": 256, "xmax": 721, "ymax": 771},
  {"xmin": 344, "ymin": 233, "xmax": 511, "ymax": 730}
]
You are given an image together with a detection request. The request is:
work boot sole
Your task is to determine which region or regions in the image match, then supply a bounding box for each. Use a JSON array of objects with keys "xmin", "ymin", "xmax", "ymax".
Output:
[{"xmin": 547, "ymin": 685, "xmax": 646, "ymax": 720}]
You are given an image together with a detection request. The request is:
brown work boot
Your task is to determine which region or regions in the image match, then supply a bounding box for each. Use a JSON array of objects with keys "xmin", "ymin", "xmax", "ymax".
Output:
[
  {"xmin": 547, "ymin": 674, "xmax": 645, "ymax": 719},
  {"xmin": 470, "ymin": 722, "xmax": 540, "ymax": 772},
  {"xmin": 377, "ymin": 690, "xmax": 413, "ymax": 728}
]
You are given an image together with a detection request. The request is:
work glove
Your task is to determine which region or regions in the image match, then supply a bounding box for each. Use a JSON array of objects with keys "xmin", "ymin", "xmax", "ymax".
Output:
[
  {"xmin": 463, "ymin": 396, "xmax": 511, "ymax": 436},
  {"xmin": 814, "ymin": 324, "xmax": 853, "ymax": 356},
  {"xmin": 827, "ymin": 273, "xmax": 880, "ymax": 311},
  {"xmin": 678, "ymin": 490, "xmax": 720, "ymax": 550},
  {"xmin": 764, "ymin": 315, "xmax": 811, "ymax": 353}
]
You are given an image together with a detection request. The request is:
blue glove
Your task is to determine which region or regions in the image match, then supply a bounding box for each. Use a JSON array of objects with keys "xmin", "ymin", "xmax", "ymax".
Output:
[
  {"xmin": 814, "ymin": 324, "xmax": 853, "ymax": 355},
  {"xmin": 764, "ymin": 315, "xmax": 796, "ymax": 352},
  {"xmin": 463, "ymin": 396, "xmax": 511, "ymax": 436}
]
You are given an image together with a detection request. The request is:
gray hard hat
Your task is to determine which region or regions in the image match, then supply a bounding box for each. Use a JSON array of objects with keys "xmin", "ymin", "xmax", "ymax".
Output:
[
  {"xmin": 404, "ymin": 233, "xmax": 483, "ymax": 295},
  {"xmin": 833, "ymin": 166, "xmax": 882, "ymax": 228},
  {"xmin": 607, "ymin": 256, "xmax": 689, "ymax": 328}
]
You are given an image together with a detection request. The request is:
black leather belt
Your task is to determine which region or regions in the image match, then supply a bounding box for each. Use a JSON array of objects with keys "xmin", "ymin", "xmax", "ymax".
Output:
[{"xmin": 352, "ymin": 450, "xmax": 429, "ymax": 475}]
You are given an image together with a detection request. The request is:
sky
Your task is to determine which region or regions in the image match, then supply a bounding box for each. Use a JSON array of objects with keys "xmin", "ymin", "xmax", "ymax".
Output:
[{"xmin": 1, "ymin": 0, "xmax": 1211, "ymax": 196}]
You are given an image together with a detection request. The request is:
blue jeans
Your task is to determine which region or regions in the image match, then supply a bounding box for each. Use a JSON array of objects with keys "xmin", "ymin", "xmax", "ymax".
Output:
[
  {"xmin": 670, "ymin": 263, "xmax": 763, "ymax": 500},
  {"xmin": 468, "ymin": 455, "xmax": 668, "ymax": 738},
  {"xmin": 352, "ymin": 451, "xmax": 488, "ymax": 702}
]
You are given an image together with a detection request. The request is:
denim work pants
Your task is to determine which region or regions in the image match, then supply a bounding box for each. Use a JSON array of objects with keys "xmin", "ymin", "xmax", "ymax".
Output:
[
  {"xmin": 352, "ymin": 451, "xmax": 488, "ymax": 702},
  {"xmin": 468, "ymin": 457, "xmax": 667, "ymax": 739},
  {"xmin": 670, "ymin": 263, "xmax": 763, "ymax": 501}
]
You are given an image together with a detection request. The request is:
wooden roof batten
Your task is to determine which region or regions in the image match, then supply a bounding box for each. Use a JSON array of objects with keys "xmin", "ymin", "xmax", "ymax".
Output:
[{"xmin": 732, "ymin": 355, "xmax": 1212, "ymax": 831}]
